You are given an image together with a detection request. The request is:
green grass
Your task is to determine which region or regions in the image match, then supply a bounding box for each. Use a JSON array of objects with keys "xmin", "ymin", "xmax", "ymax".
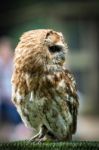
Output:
[{"xmin": 0, "ymin": 141, "xmax": 99, "ymax": 150}]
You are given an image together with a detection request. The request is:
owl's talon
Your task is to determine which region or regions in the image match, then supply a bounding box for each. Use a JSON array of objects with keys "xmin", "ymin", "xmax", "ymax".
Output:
[
  {"xmin": 29, "ymin": 136, "xmax": 47, "ymax": 143},
  {"xmin": 38, "ymin": 135, "xmax": 49, "ymax": 143},
  {"xmin": 29, "ymin": 133, "xmax": 40, "ymax": 142},
  {"xmin": 29, "ymin": 125, "xmax": 47, "ymax": 142}
]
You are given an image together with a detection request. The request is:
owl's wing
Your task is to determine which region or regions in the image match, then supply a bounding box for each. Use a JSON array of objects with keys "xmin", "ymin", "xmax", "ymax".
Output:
[
  {"xmin": 11, "ymin": 71, "xmax": 29, "ymax": 106},
  {"xmin": 64, "ymin": 69, "xmax": 79, "ymax": 134}
]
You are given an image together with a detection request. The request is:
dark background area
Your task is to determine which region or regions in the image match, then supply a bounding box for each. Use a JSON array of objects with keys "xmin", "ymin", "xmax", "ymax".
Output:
[
  {"xmin": 0, "ymin": 0, "xmax": 99, "ymax": 35},
  {"xmin": 0, "ymin": 0, "xmax": 99, "ymax": 141}
]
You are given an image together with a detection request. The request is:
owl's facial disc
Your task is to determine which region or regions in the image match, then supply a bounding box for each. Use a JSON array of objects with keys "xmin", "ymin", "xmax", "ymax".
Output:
[
  {"xmin": 45, "ymin": 31, "xmax": 67, "ymax": 65},
  {"xmin": 48, "ymin": 45, "xmax": 66, "ymax": 65}
]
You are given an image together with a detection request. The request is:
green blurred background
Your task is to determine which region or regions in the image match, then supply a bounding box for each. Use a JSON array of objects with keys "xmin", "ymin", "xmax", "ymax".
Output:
[{"xmin": 0, "ymin": 0, "xmax": 99, "ymax": 142}]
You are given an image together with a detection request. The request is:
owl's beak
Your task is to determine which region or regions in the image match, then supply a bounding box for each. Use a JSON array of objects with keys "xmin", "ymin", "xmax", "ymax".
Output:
[
  {"xmin": 54, "ymin": 51, "xmax": 65, "ymax": 65},
  {"xmin": 59, "ymin": 51, "xmax": 65, "ymax": 61}
]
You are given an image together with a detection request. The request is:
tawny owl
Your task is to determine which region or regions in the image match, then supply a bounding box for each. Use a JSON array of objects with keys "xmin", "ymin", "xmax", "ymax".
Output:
[{"xmin": 11, "ymin": 29, "xmax": 79, "ymax": 142}]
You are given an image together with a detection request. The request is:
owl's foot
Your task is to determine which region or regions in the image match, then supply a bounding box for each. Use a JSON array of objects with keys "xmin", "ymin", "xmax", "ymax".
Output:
[
  {"xmin": 29, "ymin": 125, "xmax": 47, "ymax": 142},
  {"xmin": 29, "ymin": 133, "xmax": 40, "ymax": 142},
  {"xmin": 29, "ymin": 134, "xmax": 47, "ymax": 143},
  {"xmin": 31, "ymin": 136, "xmax": 48, "ymax": 143}
]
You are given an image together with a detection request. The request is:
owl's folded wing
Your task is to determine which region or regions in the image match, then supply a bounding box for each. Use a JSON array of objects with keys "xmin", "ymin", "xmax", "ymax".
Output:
[{"xmin": 64, "ymin": 69, "xmax": 79, "ymax": 134}]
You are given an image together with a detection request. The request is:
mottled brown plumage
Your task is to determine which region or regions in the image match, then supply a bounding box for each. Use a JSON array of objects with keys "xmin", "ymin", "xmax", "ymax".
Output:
[{"xmin": 11, "ymin": 29, "xmax": 79, "ymax": 142}]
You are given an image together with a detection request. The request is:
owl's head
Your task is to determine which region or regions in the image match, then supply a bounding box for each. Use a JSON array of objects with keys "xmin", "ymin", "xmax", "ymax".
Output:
[
  {"xmin": 44, "ymin": 30, "xmax": 67, "ymax": 66},
  {"xmin": 14, "ymin": 29, "xmax": 68, "ymax": 73}
]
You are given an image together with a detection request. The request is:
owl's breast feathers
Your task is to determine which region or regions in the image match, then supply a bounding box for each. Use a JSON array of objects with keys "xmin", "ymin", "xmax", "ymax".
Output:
[{"xmin": 12, "ymin": 66, "xmax": 79, "ymax": 134}]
